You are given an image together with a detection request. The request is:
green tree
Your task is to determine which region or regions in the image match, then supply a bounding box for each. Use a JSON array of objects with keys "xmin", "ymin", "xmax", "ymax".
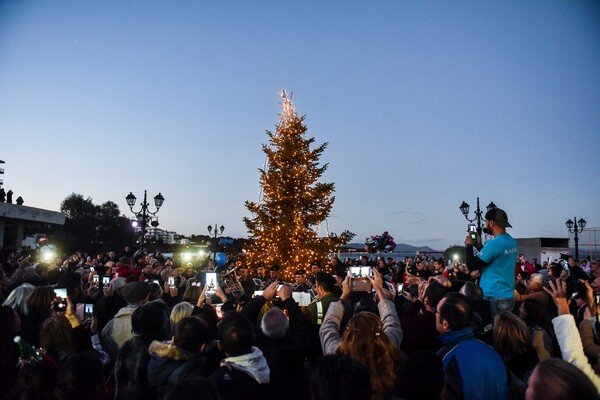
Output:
[
  {"xmin": 244, "ymin": 91, "xmax": 354, "ymax": 280},
  {"xmin": 60, "ymin": 193, "xmax": 97, "ymax": 251},
  {"xmin": 59, "ymin": 193, "xmax": 135, "ymax": 253}
]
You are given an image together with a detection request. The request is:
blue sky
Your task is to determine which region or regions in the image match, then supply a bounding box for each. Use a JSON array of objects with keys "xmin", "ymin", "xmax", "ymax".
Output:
[{"xmin": 1, "ymin": 1, "xmax": 599, "ymax": 251}]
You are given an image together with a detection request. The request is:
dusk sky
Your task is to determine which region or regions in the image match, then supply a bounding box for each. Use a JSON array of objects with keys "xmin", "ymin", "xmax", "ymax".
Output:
[{"xmin": 1, "ymin": 1, "xmax": 599, "ymax": 252}]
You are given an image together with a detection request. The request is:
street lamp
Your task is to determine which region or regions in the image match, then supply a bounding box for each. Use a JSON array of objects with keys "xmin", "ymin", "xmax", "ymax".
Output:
[
  {"xmin": 125, "ymin": 190, "xmax": 164, "ymax": 254},
  {"xmin": 565, "ymin": 216, "xmax": 586, "ymax": 261},
  {"xmin": 207, "ymin": 224, "xmax": 225, "ymax": 264},
  {"xmin": 459, "ymin": 197, "xmax": 497, "ymax": 238}
]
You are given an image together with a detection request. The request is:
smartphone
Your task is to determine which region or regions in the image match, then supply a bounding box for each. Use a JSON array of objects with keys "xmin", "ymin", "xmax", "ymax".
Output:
[
  {"xmin": 595, "ymin": 293, "xmax": 600, "ymax": 304},
  {"xmin": 90, "ymin": 266, "xmax": 94, "ymax": 273},
  {"xmin": 75, "ymin": 303, "xmax": 94, "ymax": 320},
  {"xmin": 215, "ymin": 304, "xmax": 223, "ymax": 319},
  {"xmin": 397, "ymin": 283, "xmax": 404, "ymax": 293},
  {"xmin": 92, "ymin": 275, "xmax": 99, "ymax": 285},
  {"xmin": 84, "ymin": 303, "xmax": 94, "ymax": 319},
  {"xmin": 102, "ymin": 276, "xmax": 110, "ymax": 288},
  {"xmin": 167, "ymin": 276, "xmax": 175, "ymax": 287},
  {"xmin": 205, "ymin": 272, "xmax": 217, "ymax": 295},
  {"xmin": 277, "ymin": 284, "xmax": 283, "ymax": 291},
  {"xmin": 53, "ymin": 288, "xmax": 67, "ymax": 312},
  {"xmin": 152, "ymin": 279, "xmax": 160, "ymax": 285},
  {"xmin": 468, "ymin": 224, "xmax": 477, "ymax": 240}
]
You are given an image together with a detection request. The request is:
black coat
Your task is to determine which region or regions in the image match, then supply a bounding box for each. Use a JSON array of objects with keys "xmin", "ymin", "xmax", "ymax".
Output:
[
  {"xmin": 114, "ymin": 336, "xmax": 156, "ymax": 400},
  {"xmin": 147, "ymin": 341, "xmax": 213, "ymax": 400}
]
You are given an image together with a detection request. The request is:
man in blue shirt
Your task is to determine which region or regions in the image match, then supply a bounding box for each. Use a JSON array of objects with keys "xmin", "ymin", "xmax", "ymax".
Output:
[{"xmin": 465, "ymin": 208, "xmax": 518, "ymax": 318}]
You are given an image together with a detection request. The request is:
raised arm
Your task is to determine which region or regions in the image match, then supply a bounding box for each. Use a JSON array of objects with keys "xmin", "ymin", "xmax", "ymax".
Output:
[{"xmin": 545, "ymin": 279, "xmax": 600, "ymax": 391}]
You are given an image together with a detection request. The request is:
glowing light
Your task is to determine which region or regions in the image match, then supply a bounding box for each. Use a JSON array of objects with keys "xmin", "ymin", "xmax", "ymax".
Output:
[{"xmin": 41, "ymin": 248, "xmax": 55, "ymax": 262}]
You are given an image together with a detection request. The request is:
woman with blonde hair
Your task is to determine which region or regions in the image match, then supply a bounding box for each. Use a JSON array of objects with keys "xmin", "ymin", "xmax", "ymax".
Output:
[
  {"xmin": 170, "ymin": 302, "xmax": 193, "ymax": 334},
  {"xmin": 320, "ymin": 270, "xmax": 403, "ymax": 400},
  {"xmin": 493, "ymin": 311, "xmax": 538, "ymax": 381}
]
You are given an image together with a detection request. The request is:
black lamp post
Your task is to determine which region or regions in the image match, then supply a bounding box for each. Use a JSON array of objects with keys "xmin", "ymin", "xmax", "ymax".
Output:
[
  {"xmin": 207, "ymin": 224, "xmax": 225, "ymax": 264},
  {"xmin": 126, "ymin": 190, "xmax": 164, "ymax": 255},
  {"xmin": 565, "ymin": 217, "xmax": 586, "ymax": 261},
  {"xmin": 459, "ymin": 197, "xmax": 497, "ymax": 237}
]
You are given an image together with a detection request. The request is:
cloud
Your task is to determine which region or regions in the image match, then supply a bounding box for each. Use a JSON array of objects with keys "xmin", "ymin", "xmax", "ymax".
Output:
[{"xmin": 389, "ymin": 210, "xmax": 419, "ymax": 215}]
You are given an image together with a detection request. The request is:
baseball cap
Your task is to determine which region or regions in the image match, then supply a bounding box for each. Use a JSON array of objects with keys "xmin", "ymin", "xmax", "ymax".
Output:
[{"xmin": 485, "ymin": 208, "xmax": 512, "ymax": 228}]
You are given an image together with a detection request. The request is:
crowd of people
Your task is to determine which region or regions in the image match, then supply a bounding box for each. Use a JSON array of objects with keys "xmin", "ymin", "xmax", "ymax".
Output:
[{"xmin": 1, "ymin": 208, "xmax": 599, "ymax": 400}]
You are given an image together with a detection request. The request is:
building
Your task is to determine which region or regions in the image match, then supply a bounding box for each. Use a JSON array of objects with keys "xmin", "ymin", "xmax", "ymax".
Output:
[
  {"xmin": 0, "ymin": 202, "xmax": 65, "ymax": 251},
  {"xmin": 515, "ymin": 237, "xmax": 569, "ymax": 264}
]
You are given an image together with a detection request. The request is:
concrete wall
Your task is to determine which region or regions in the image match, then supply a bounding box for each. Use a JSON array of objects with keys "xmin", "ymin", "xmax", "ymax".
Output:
[{"xmin": 0, "ymin": 203, "xmax": 65, "ymax": 250}]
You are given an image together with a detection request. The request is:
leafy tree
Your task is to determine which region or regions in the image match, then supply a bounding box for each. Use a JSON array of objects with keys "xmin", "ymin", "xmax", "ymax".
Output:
[
  {"xmin": 59, "ymin": 193, "xmax": 135, "ymax": 253},
  {"xmin": 244, "ymin": 91, "xmax": 354, "ymax": 280},
  {"xmin": 60, "ymin": 193, "xmax": 97, "ymax": 251}
]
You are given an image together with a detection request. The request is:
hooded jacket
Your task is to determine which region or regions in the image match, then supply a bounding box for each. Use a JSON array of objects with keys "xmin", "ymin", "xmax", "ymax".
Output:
[
  {"xmin": 211, "ymin": 346, "xmax": 271, "ymax": 400},
  {"xmin": 147, "ymin": 340, "xmax": 212, "ymax": 400}
]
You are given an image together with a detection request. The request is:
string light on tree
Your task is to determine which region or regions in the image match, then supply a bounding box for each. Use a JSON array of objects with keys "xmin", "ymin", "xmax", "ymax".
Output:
[{"xmin": 244, "ymin": 91, "xmax": 354, "ymax": 281}]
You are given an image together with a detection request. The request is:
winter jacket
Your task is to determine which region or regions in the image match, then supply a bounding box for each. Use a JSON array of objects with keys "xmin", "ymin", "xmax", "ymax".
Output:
[
  {"xmin": 553, "ymin": 313, "xmax": 600, "ymax": 392},
  {"xmin": 211, "ymin": 346, "xmax": 271, "ymax": 400},
  {"xmin": 147, "ymin": 340, "xmax": 213, "ymax": 400},
  {"xmin": 259, "ymin": 297, "xmax": 313, "ymax": 400},
  {"xmin": 101, "ymin": 306, "xmax": 137, "ymax": 364},
  {"xmin": 437, "ymin": 327, "xmax": 508, "ymax": 400},
  {"xmin": 114, "ymin": 336, "xmax": 156, "ymax": 400},
  {"xmin": 399, "ymin": 299, "xmax": 440, "ymax": 354}
]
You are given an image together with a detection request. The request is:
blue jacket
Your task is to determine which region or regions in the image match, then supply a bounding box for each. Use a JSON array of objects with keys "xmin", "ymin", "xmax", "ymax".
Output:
[{"xmin": 437, "ymin": 327, "xmax": 507, "ymax": 400}]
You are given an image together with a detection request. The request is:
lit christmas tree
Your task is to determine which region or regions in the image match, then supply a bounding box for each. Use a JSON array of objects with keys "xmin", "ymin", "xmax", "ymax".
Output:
[{"xmin": 244, "ymin": 91, "xmax": 354, "ymax": 280}]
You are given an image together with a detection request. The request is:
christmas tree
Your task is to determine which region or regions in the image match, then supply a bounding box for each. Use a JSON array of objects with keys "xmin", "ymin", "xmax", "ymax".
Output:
[{"xmin": 244, "ymin": 91, "xmax": 354, "ymax": 280}]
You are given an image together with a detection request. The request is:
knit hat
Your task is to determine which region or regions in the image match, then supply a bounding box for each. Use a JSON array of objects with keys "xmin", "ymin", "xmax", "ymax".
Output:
[{"xmin": 121, "ymin": 281, "xmax": 151, "ymax": 304}]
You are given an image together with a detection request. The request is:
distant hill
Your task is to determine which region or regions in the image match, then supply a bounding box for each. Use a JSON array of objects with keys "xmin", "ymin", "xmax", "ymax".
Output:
[{"xmin": 343, "ymin": 242, "xmax": 441, "ymax": 253}]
